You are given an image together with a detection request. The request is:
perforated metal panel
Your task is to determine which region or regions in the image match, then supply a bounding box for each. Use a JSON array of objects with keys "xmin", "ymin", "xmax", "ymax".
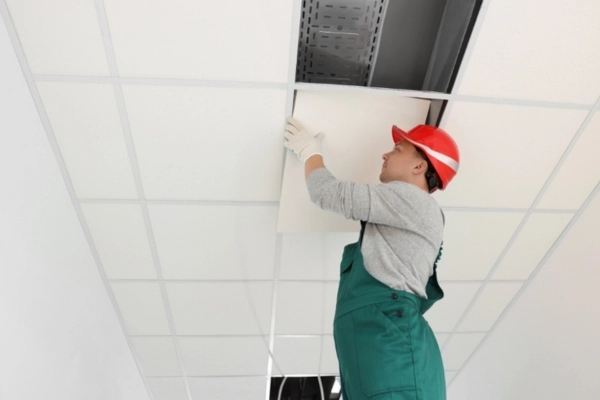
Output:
[{"xmin": 296, "ymin": 0, "xmax": 388, "ymax": 86}]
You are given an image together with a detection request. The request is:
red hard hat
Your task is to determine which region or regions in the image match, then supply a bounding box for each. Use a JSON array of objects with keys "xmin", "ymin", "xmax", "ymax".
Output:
[{"xmin": 392, "ymin": 124, "xmax": 460, "ymax": 190}]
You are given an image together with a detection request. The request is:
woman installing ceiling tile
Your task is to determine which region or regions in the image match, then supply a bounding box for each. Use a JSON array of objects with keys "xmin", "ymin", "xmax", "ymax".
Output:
[{"xmin": 283, "ymin": 116, "xmax": 460, "ymax": 400}]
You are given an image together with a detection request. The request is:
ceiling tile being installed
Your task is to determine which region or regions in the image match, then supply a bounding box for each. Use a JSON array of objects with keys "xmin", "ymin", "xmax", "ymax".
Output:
[
  {"xmin": 436, "ymin": 211, "xmax": 524, "ymax": 281},
  {"xmin": 279, "ymin": 232, "xmax": 357, "ymax": 281},
  {"xmin": 275, "ymin": 282, "xmax": 326, "ymax": 335},
  {"xmin": 435, "ymin": 102, "xmax": 588, "ymax": 208},
  {"xmin": 166, "ymin": 282, "xmax": 272, "ymax": 336},
  {"xmin": 457, "ymin": 282, "xmax": 522, "ymax": 332},
  {"xmin": 442, "ymin": 332, "xmax": 486, "ymax": 370},
  {"xmin": 147, "ymin": 378, "xmax": 189, "ymax": 400},
  {"xmin": 81, "ymin": 204, "xmax": 156, "ymax": 280},
  {"xmin": 103, "ymin": 0, "xmax": 293, "ymax": 82},
  {"xmin": 537, "ymin": 111, "xmax": 600, "ymax": 210},
  {"xmin": 36, "ymin": 82, "xmax": 137, "ymax": 199},
  {"xmin": 425, "ymin": 282, "xmax": 481, "ymax": 332},
  {"xmin": 111, "ymin": 282, "xmax": 171, "ymax": 335},
  {"xmin": 5, "ymin": 0, "xmax": 110, "ymax": 75},
  {"xmin": 131, "ymin": 337, "xmax": 181, "ymax": 377},
  {"xmin": 121, "ymin": 85, "xmax": 286, "ymax": 201},
  {"xmin": 493, "ymin": 213, "xmax": 573, "ymax": 280},
  {"xmin": 188, "ymin": 377, "xmax": 268, "ymax": 400},
  {"xmin": 148, "ymin": 205, "xmax": 277, "ymax": 280},
  {"xmin": 273, "ymin": 336, "xmax": 322, "ymax": 376},
  {"xmin": 455, "ymin": 1, "xmax": 600, "ymax": 104},
  {"xmin": 178, "ymin": 337, "xmax": 270, "ymax": 376}
]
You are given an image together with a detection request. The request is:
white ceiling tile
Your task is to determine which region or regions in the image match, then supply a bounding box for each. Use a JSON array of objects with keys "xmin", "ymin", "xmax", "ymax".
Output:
[
  {"xmin": 280, "ymin": 233, "xmax": 358, "ymax": 281},
  {"xmin": 437, "ymin": 211, "xmax": 524, "ymax": 281},
  {"xmin": 323, "ymin": 283, "xmax": 338, "ymax": 335},
  {"xmin": 104, "ymin": 0, "xmax": 293, "ymax": 82},
  {"xmin": 81, "ymin": 204, "xmax": 155, "ymax": 279},
  {"xmin": 179, "ymin": 337, "xmax": 269, "ymax": 376},
  {"xmin": 35, "ymin": 82, "xmax": 137, "ymax": 199},
  {"xmin": 442, "ymin": 333, "xmax": 486, "ymax": 370},
  {"xmin": 111, "ymin": 282, "xmax": 171, "ymax": 335},
  {"xmin": 445, "ymin": 371, "xmax": 458, "ymax": 384},
  {"xmin": 275, "ymin": 282, "xmax": 325, "ymax": 335},
  {"xmin": 538, "ymin": 112, "xmax": 600, "ymax": 210},
  {"xmin": 435, "ymin": 333, "xmax": 450, "ymax": 348},
  {"xmin": 130, "ymin": 337, "xmax": 181, "ymax": 377},
  {"xmin": 493, "ymin": 213, "xmax": 573, "ymax": 280},
  {"xmin": 148, "ymin": 205, "xmax": 277, "ymax": 280},
  {"xmin": 457, "ymin": 283, "xmax": 522, "ymax": 332},
  {"xmin": 188, "ymin": 377, "xmax": 267, "ymax": 400},
  {"xmin": 6, "ymin": 0, "xmax": 110, "ymax": 75},
  {"xmin": 273, "ymin": 336, "xmax": 321, "ymax": 376},
  {"xmin": 426, "ymin": 283, "xmax": 480, "ymax": 332},
  {"xmin": 320, "ymin": 336, "xmax": 339, "ymax": 375},
  {"xmin": 121, "ymin": 85, "xmax": 286, "ymax": 201},
  {"xmin": 166, "ymin": 282, "xmax": 272, "ymax": 335},
  {"xmin": 147, "ymin": 378, "xmax": 188, "ymax": 400},
  {"xmin": 434, "ymin": 102, "xmax": 587, "ymax": 208},
  {"xmin": 455, "ymin": 1, "xmax": 600, "ymax": 104}
]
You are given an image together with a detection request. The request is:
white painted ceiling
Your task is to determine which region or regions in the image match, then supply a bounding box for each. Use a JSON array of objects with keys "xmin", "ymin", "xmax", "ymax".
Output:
[{"xmin": 1, "ymin": 0, "xmax": 599, "ymax": 399}]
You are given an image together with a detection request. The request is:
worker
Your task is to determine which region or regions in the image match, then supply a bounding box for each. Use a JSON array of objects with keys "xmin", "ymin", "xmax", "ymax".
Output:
[{"xmin": 283, "ymin": 116, "xmax": 460, "ymax": 400}]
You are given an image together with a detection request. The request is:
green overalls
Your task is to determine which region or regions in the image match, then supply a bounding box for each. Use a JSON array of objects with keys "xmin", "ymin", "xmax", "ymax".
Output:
[{"xmin": 333, "ymin": 221, "xmax": 446, "ymax": 400}]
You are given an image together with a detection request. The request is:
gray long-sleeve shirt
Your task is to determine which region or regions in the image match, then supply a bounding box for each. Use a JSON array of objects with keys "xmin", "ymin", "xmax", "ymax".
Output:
[{"xmin": 306, "ymin": 168, "xmax": 444, "ymax": 298}]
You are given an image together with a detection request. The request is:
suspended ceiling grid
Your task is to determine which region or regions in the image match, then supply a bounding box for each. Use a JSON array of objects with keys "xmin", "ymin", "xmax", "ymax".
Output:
[{"xmin": 1, "ymin": 0, "xmax": 600, "ymax": 399}]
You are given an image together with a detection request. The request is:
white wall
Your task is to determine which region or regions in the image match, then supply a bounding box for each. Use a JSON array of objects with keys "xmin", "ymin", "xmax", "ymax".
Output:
[
  {"xmin": 0, "ymin": 17, "xmax": 150, "ymax": 400},
  {"xmin": 448, "ymin": 189, "xmax": 600, "ymax": 399}
]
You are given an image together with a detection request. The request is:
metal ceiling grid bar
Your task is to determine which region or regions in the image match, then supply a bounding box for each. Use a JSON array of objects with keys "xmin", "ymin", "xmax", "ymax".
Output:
[
  {"xmin": 79, "ymin": 198, "xmax": 280, "ymax": 207},
  {"xmin": 31, "ymin": 74, "xmax": 594, "ymax": 110},
  {"xmin": 443, "ymin": 93, "xmax": 600, "ymax": 386},
  {"xmin": 0, "ymin": 3, "xmax": 156, "ymax": 400},
  {"xmin": 264, "ymin": 1, "xmax": 304, "ymax": 398},
  {"xmin": 33, "ymin": 74, "xmax": 288, "ymax": 90},
  {"xmin": 93, "ymin": 1, "xmax": 193, "ymax": 399}
]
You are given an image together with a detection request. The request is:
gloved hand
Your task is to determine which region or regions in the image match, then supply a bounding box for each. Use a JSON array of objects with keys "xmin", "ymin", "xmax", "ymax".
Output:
[{"xmin": 283, "ymin": 116, "xmax": 325, "ymax": 163}]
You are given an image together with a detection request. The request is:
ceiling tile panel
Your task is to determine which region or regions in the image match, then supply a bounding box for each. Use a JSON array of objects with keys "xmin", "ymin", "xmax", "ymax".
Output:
[
  {"xmin": 166, "ymin": 282, "xmax": 272, "ymax": 335},
  {"xmin": 457, "ymin": 282, "xmax": 522, "ymax": 332},
  {"xmin": 111, "ymin": 282, "xmax": 171, "ymax": 335},
  {"xmin": 36, "ymin": 82, "xmax": 137, "ymax": 199},
  {"xmin": 147, "ymin": 378, "xmax": 188, "ymax": 400},
  {"xmin": 6, "ymin": 0, "xmax": 110, "ymax": 75},
  {"xmin": 323, "ymin": 283, "xmax": 338, "ymax": 335},
  {"xmin": 279, "ymin": 232, "xmax": 358, "ymax": 281},
  {"xmin": 131, "ymin": 337, "xmax": 181, "ymax": 377},
  {"xmin": 188, "ymin": 377, "xmax": 267, "ymax": 400},
  {"xmin": 442, "ymin": 333, "xmax": 486, "ymax": 371},
  {"xmin": 456, "ymin": 1, "xmax": 600, "ymax": 103},
  {"xmin": 493, "ymin": 213, "xmax": 573, "ymax": 280},
  {"xmin": 437, "ymin": 211, "xmax": 524, "ymax": 281},
  {"xmin": 538, "ymin": 111, "xmax": 600, "ymax": 210},
  {"xmin": 425, "ymin": 283, "xmax": 480, "ymax": 332},
  {"xmin": 179, "ymin": 337, "xmax": 269, "ymax": 376},
  {"xmin": 81, "ymin": 204, "xmax": 155, "ymax": 279},
  {"xmin": 104, "ymin": 0, "xmax": 293, "ymax": 82},
  {"xmin": 320, "ymin": 335, "xmax": 339, "ymax": 375},
  {"xmin": 435, "ymin": 102, "xmax": 587, "ymax": 208},
  {"xmin": 272, "ymin": 336, "xmax": 321, "ymax": 376},
  {"xmin": 148, "ymin": 205, "xmax": 277, "ymax": 280},
  {"xmin": 275, "ymin": 282, "xmax": 325, "ymax": 335},
  {"xmin": 121, "ymin": 85, "xmax": 286, "ymax": 201},
  {"xmin": 435, "ymin": 333, "xmax": 450, "ymax": 348},
  {"xmin": 445, "ymin": 371, "xmax": 458, "ymax": 384}
]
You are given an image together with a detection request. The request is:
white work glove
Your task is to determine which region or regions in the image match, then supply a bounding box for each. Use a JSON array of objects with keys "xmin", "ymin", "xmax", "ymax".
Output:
[{"xmin": 283, "ymin": 116, "xmax": 325, "ymax": 163}]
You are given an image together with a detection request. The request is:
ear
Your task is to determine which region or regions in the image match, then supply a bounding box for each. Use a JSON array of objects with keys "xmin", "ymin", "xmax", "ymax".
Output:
[{"xmin": 413, "ymin": 159, "xmax": 428, "ymax": 175}]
